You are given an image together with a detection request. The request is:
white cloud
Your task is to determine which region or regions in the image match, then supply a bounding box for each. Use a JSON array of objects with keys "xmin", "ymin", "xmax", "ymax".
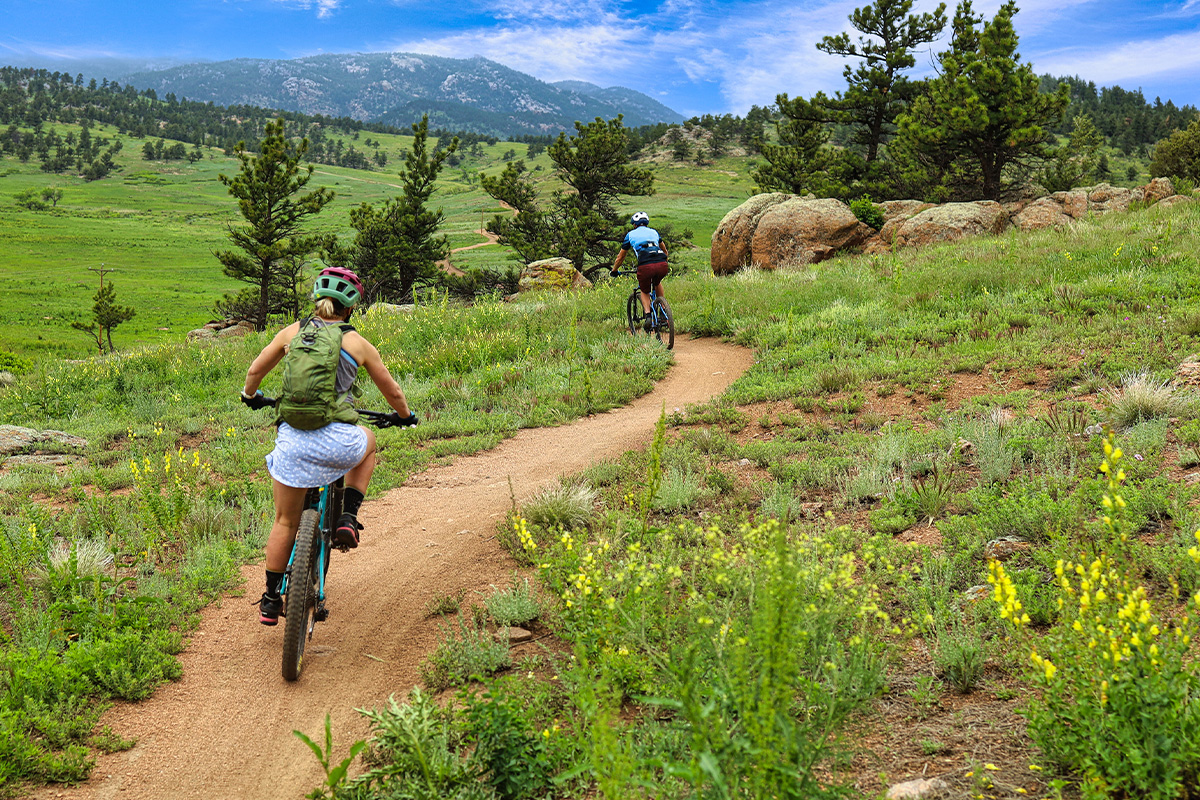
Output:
[
  {"xmin": 0, "ymin": 41, "xmax": 123, "ymax": 60},
  {"xmin": 386, "ymin": 22, "xmax": 640, "ymax": 83},
  {"xmin": 1032, "ymin": 28, "xmax": 1200, "ymax": 83},
  {"xmin": 268, "ymin": 0, "xmax": 341, "ymax": 18},
  {"xmin": 485, "ymin": 0, "xmax": 623, "ymax": 23}
]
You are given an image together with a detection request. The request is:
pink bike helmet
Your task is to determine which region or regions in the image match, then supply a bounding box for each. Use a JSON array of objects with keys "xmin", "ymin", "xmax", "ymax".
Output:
[{"xmin": 313, "ymin": 267, "xmax": 364, "ymax": 307}]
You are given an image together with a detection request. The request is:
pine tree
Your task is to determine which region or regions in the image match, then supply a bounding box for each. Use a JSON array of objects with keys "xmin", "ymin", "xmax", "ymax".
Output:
[
  {"xmin": 894, "ymin": 0, "xmax": 1069, "ymax": 199},
  {"xmin": 481, "ymin": 116, "xmax": 654, "ymax": 275},
  {"xmin": 751, "ymin": 95, "xmax": 830, "ymax": 194},
  {"xmin": 1040, "ymin": 114, "xmax": 1103, "ymax": 192},
  {"xmin": 71, "ymin": 281, "xmax": 135, "ymax": 354},
  {"xmin": 323, "ymin": 115, "xmax": 456, "ymax": 303},
  {"xmin": 215, "ymin": 119, "xmax": 333, "ymax": 330},
  {"xmin": 817, "ymin": 0, "xmax": 947, "ymax": 163}
]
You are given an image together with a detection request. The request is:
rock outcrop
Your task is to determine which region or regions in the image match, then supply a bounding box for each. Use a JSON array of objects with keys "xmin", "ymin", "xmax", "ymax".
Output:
[
  {"xmin": 891, "ymin": 201, "xmax": 1009, "ymax": 249},
  {"xmin": 518, "ymin": 257, "xmax": 592, "ymax": 292},
  {"xmin": 187, "ymin": 319, "xmax": 255, "ymax": 341},
  {"xmin": 711, "ymin": 177, "xmax": 1191, "ymax": 275},
  {"xmin": 0, "ymin": 425, "xmax": 88, "ymax": 460},
  {"xmin": 711, "ymin": 193, "xmax": 791, "ymax": 275},
  {"xmin": 748, "ymin": 198, "xmax": 875, "ymax": 270},
  {"xmin": 1158, "ymin": 194, "xmax": 1195, "ymax": 209}
]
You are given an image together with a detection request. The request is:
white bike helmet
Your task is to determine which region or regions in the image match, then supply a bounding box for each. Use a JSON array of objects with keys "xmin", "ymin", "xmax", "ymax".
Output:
[{"xmin": 631, "ymin": 211, "xmax": 650, "ymax": 226}]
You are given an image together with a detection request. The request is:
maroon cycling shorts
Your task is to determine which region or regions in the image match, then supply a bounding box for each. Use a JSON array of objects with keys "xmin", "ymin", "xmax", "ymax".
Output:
[{"xmin": 637, "ymin": 261, "xmax": 670, "ymax": 295}]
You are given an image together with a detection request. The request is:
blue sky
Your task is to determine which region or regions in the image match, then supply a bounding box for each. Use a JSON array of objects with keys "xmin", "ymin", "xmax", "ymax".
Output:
[{"xmin": 2, "ymin": 0, "xmax": 1199, "ymax": 118}]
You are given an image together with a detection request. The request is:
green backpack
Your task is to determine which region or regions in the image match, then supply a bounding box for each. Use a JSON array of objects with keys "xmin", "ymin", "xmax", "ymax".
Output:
[{"xmin": 276, "ymin": 318, "xmax": 360, "ymax": 430}]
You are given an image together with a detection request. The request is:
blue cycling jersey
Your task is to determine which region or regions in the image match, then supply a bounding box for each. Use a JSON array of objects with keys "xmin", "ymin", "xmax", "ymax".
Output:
[{"xmin": 621, "ymin": 226, "xmax": 667, "ymax": 265}]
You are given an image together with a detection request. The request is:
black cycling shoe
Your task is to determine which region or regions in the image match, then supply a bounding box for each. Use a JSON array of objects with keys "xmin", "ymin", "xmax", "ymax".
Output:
[
  {"xmin": 333, "ymin": 513, "xmax": 363, "ymax": 549},
  {"xmin": 258, "ymin": 592, "xmax": 282, "ymax": 626},
  {"xmin": 642, "ymin": 317, "xmax": 653, "ymax": 332}
]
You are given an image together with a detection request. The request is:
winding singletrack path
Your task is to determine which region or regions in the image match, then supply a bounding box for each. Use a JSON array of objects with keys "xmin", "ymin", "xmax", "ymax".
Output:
[{"xmin": 34, "ymin": 338, "xmax": 753, "ymax": 800}]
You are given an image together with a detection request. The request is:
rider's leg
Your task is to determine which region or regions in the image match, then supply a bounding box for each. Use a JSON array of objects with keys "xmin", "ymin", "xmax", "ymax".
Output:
[
  {"xmin": 265, "ymin": 479, "xmax": 308, "ymax": 573},
  {"xmin": 640, "ymin": 289, "xmax": 652, "ymax": 315},
  {"xmin": 335, "ymin": 426, "xmax": 376, "ymax": 548},
  {"xmin": 260, "ymin": 479, "xmax": 307, "ymax": 622},
  {"xmin": 343, "ymin": 425, "xmax": 377, "ymax": 493}
]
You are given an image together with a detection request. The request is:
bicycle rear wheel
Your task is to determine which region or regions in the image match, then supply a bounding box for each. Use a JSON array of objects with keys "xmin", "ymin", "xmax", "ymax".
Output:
[
  {"xmin": 654, "ymin": 297, "xmax": 675, "ymax": 350},
  {"xmin": 282, "ymin": 509, "xmax": 320, "ymax": 682},
  {"xmin": 626, "ymin": 290, "xmax": 644, "ymax": 337}
]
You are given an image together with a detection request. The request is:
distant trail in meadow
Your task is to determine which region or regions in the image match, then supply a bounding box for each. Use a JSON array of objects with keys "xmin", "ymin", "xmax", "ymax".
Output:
[{"xmin": 33, "ymin": 337, "xmax": 753, "ymax": 800}]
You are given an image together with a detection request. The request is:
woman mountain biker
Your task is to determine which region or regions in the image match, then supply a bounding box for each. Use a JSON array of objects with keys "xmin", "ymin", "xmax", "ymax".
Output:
[
  {"xmin": 610, "ymin": 211, "xmax": 669, "ymax": 329},
  {"xmin": 239, "ymin": 266, "xmax": 416, "ymax": 626}
]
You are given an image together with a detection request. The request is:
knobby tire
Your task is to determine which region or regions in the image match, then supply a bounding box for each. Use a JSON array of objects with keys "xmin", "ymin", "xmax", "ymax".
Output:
[
  {"xmin": 282, "ymin": 509, "xmax": 320, "ymax": 682},
  {"xmin": 626, "ymin": 291, "xmax": 642, "ymax": 337},
  {"xmin": 655, "ymin": 296, "xmax": 675, "ymax": 350}
]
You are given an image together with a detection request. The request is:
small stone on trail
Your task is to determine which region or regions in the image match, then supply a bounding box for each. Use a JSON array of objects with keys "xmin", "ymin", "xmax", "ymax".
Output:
[
  {"xmin": 962, "ymin": 584, "xmax": 989, "ymax": 602},
  {"xmin": 886, "ymin": 778, "xmax": 949, "ymax": 799},
  {"xmin": 799, "ymin": 502, "xmax": 824, "ymax": 518},
  {"xmin": 494, "ymin": 626, "xmax": 533, "ymax": 644},
  {"xmin": 984, "ymin": 536, "xmax": 1030, "ymax": 561}
]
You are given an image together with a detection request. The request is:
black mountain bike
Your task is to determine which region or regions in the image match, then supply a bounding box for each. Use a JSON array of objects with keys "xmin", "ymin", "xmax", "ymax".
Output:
[
  {"xmin": 248, "ymin": 399, "xmax": 416, "ymax": 681},
  {"xmin": 616, "ymin": 270, "xmax": 674, "ymax": 349}
]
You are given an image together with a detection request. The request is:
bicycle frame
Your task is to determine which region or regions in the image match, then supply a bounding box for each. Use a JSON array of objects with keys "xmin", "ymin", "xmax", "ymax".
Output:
[
  {"xmin": 280, "ymin": 478, "xmax": 342, "ymax": 619},
  {"xmin": 645, "ymin": 289, "xmax": 667, "ymax": 327},
  {"xmin": 617, "ymin": 269, "xmax": 674, "ymax": 349}
]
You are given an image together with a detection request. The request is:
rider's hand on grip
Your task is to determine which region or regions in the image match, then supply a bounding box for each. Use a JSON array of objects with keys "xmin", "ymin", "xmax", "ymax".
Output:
[
  {"xmin": 379, "ymin": 411, "xmax": 419, "ymax": 428},
  {"xmin": 240, "ymin": 391, "xmax": 272, "ymax": 410}
]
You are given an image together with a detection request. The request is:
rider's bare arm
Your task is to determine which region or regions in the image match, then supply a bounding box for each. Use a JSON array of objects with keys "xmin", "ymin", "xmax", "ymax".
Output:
[
  {"xmin": 242, "ymin": 321, "xmax": 301, "ymax": 395},
  {"xmin": 611, "ymin": 247, "xmax": 628, "ymax": 273},
  {"xmin": 348, "ymin": 333, "xmax": 412, "ymax": 417}
]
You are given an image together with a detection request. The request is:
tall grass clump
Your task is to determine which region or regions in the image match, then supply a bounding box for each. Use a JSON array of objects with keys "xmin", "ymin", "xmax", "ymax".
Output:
[
  {"xmin": 521, "ymin": 482, "xmax": 598, "ymax": 531},
  {"xmin": 1103, "ymin": 372, "xmax": 1182, "ymax": 429}
]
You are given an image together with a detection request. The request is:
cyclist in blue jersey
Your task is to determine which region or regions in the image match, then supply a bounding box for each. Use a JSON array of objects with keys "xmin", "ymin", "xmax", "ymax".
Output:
[{"xmin": 610, "ymin": 211, "xmax": 669, "ymax": 330}]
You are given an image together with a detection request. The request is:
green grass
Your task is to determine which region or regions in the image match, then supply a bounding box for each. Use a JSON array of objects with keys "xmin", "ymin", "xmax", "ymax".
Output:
[{"xmin": 6, "ymin": 115, "xmax": 1200, "ymax": 797}]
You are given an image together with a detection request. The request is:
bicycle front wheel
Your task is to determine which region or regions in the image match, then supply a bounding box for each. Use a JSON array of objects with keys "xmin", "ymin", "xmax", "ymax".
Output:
[
  {"xmin": 626, "ymin": 290, "xmax": 643, "ymax": 337},
  {"xmin": 282, "ymin": 509, "xmax": 320, "ymax": 682},
  {"xmin": 654, "ymin": 296, "xmax": 675, "ymax": 350}
]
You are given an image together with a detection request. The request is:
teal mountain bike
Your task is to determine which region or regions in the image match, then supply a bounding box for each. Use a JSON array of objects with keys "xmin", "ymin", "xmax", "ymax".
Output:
[
  {"xmin": 617, "ymin": 271, "xmax": 674, "ymax": 349},
  {"xmin": 248, "ymin": 398, "xmax": 416, "ymax": 681}
]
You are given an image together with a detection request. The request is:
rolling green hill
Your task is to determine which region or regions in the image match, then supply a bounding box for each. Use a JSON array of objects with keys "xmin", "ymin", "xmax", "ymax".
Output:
[{"xmin": 0, "ymin": 117, "xmax": 756, "ymax": 362}]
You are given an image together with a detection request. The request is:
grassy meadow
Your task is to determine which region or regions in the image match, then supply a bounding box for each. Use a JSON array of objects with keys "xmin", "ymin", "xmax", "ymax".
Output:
[
  {"xmin": 0, "ymin": 122, "xmax": 756, "ymax": 361},
  {"xmin": 2, "ymin": 118, "xmax": 1199, "ymax": 798}
]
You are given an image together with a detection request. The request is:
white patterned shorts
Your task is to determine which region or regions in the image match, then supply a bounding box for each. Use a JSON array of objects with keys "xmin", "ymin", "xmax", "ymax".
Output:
[{"xmin": 265, "ymin": 422, "xmax": 369, "ymax": 489}]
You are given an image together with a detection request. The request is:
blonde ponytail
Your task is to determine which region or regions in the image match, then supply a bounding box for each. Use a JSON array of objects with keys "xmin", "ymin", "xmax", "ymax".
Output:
[{"xmin": 314, "ymin": 297, "xmax": 348, "ymax": 319}]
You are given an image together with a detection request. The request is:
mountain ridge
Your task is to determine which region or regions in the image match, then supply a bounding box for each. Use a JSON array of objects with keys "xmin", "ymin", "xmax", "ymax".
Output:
[{"xmin": 117, "ymin": 53, "xmax": 683, "ymax": 137}]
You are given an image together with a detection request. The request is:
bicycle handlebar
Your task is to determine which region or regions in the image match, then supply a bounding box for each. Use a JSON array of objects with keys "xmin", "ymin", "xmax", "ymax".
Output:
[
  {"xmin": 356, "ymin": 408, "xmax": 420, "ymax": 428},
  {"xmin": 240, "ymin": 394, "xmax": 418, "ymax": 428}
]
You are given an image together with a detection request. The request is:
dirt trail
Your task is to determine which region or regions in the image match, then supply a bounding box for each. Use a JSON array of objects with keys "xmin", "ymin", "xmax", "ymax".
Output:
[{"xmin": 36, "ymin": 338, "xmax": 753, "ymax": 800}]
